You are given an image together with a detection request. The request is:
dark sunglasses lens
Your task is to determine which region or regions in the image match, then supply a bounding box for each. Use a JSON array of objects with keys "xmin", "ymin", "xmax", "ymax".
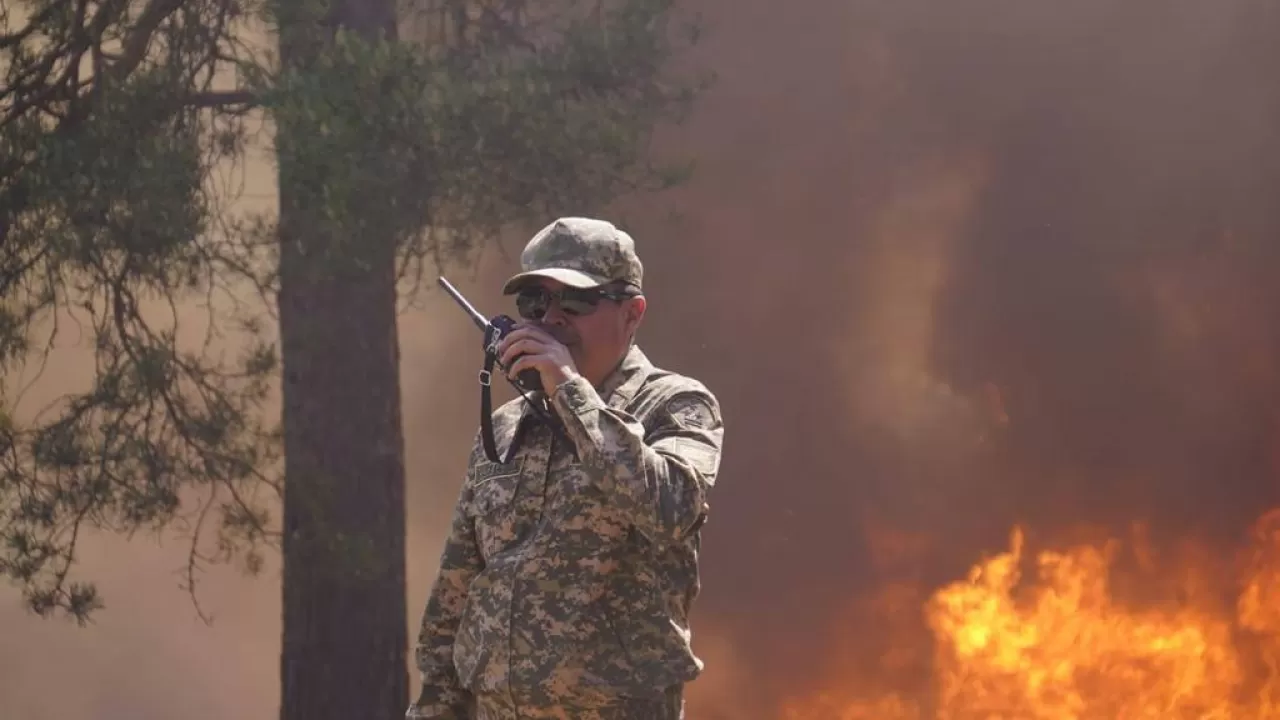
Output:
[
  {"xmin": 558, "ymin": 289, "xmax": 603, "ymax": 316},
  {"xmin": 516, "ymin": 289, "xmax": 548, "ymax": 319}
]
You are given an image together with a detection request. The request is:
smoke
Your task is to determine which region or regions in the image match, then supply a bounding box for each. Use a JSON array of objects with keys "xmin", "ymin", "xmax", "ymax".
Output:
[
  {"xmin": 640, "ymin": 0, "xmax": 1280, "ymax": 711},
  {"xmin": 8, "ymin": 0, "xmax": 1280, "ymax": 718},
  {"xmin": 909, "ymin": 0, "xmax": 1280, "ymax": 553}
]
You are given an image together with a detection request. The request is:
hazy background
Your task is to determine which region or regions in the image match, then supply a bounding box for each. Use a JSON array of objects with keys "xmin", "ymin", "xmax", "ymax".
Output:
[{"xmin": 6, "ymin": 0, "xmax": 1280, "ymax": 717}]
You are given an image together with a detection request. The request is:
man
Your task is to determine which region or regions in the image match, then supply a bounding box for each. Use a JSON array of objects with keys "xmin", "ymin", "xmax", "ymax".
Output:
[{"xmin": 407, "ymin": 217, "xmax": 725, "ymax": 720}]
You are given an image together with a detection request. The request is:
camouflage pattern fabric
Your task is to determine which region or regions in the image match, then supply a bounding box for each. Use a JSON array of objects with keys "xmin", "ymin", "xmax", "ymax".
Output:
[
  {"xmin": 407, "ymin": 346, "xmax": 723, "ymax": 719},
  {"xmin": 473, "ymin": 684, "xmax": 684, "ymax": 720},
  {"xmin": 500, "ymin": 217, "xmax": 645, "ymax": 294}
]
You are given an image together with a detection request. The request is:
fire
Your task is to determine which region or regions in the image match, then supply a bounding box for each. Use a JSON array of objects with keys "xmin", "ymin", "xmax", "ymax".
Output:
[{"xmin": 783, "ymin": 509, "xmax": 1280, "ymax": 720}]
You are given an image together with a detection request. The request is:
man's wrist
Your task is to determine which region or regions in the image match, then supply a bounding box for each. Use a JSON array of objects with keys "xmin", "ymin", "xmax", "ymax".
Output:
[
  {"xmin": 542, "ymin": 365, "xmax": 579, "ymax": 397},
  {"xmin": 549, "ymin": 373, "xmax": 605, "ymax": 416}
]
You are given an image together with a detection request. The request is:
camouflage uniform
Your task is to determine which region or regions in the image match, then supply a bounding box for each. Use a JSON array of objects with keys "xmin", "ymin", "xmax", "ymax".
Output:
[{"xmin": 407, "ymin": 218, "xmax": 724, "ymax": 720}]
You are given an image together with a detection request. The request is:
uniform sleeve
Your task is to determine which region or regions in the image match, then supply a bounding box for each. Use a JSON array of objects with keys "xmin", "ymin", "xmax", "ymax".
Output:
[
  {"xmin": 549, "ymin": 375, "xmax": 724, "ymax": 544},
  {"xmin": 407, "ymin": 460, "xmax": 483, "ymax": 719}
]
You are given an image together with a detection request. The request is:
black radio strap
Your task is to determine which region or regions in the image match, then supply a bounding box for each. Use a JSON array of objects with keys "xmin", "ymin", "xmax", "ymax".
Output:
[
  {"xmin": 477, "ymin": 328, "xmax": 571, "ymax": 464},
  {"xmin": 478, "ymin": 343, "xmax": 521, "ymax": 464}
]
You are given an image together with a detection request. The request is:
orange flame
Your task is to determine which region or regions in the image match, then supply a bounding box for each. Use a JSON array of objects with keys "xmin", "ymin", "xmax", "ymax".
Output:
[{"xmin": 784, "ymin": 509, "xmax": 1280, "ymax": 719}]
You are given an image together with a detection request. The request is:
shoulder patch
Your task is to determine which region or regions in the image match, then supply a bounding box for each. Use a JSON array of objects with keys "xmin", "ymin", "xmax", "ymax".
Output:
[{"xmin": 667, "ymin": 393, "xmax": 719, "ymax": 430}]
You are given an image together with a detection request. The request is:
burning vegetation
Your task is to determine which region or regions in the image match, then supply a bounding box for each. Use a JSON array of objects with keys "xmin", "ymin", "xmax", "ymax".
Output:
[{"xmin": 781, "ymin": 509, "xmax": 1280, "ymax": 719}]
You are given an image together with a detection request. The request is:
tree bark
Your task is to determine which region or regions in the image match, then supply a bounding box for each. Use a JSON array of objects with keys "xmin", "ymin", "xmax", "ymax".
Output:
[{"xmin": 276, "ymin": 1, "xmax": 408, "ymax": 718}]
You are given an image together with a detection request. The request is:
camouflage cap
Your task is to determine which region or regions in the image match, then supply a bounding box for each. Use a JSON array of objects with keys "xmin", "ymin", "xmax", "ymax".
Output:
[{"xmin": 501, "ymin": 217, "xmax": 644, "ymax": 294}]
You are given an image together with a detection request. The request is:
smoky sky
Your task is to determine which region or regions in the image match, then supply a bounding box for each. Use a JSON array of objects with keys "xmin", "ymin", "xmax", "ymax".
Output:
[
  {"xmin": 625, "ymin": 0, "xmax": 1280, "ymax": 709},
  {"xmin": 7, "ymin": 1, "xmax": 1280, "ymax": 718}
]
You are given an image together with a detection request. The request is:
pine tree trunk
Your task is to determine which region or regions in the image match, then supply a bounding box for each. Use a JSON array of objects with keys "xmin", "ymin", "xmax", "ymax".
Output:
[{"xmin": 276, "ymin": 0, "xmax": 408, "ymax": 718}]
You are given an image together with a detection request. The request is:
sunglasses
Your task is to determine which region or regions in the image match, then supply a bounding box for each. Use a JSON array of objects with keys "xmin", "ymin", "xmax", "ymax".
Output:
[{"xmin": 515, "ymin": 285, "xmax": 636, "ymax": 320}]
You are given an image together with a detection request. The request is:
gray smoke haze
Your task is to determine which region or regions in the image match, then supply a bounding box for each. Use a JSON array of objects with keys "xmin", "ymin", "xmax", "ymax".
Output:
[
  {"xmin": 636, "ymin": 0, "xmax": 1280, "ymax": 709},
  {"xmin": 7, "ymin": 0, "xmax": 1280, "ymax": 717}
]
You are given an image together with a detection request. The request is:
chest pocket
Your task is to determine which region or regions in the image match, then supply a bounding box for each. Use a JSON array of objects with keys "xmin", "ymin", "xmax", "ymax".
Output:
[
  {"xmin": 470, "ymin": 464, "xmax": 526, "ymax": 561},
  {"xmin": 545, "ymin": 459, "xmax": 630, "ymax": 543}
]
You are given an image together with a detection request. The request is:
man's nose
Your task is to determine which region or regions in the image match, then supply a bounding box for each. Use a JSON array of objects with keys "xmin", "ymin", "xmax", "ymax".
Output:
[{"xmin": 540, "ymin": 301, "xmax": 570, "ymax": 326}]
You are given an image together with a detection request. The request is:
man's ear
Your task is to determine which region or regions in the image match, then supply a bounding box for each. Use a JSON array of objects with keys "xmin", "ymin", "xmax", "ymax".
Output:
[{"xmin": 625, "ymin": 295, "xmax": 647, "ymax": 333}]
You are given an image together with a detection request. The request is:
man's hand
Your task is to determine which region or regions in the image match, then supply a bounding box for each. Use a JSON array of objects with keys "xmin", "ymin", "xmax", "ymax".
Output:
[{"xmin": 497, "ymin": 324, "xmax": 580, "ymax": 396}]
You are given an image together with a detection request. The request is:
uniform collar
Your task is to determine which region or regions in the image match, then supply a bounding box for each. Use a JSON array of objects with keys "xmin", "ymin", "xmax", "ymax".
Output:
[{"xmin": 595, "ymin": 344, "xmax": 653, "ymax": 410}]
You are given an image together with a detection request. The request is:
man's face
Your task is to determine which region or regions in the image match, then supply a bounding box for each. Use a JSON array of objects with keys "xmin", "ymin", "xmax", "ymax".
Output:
[{"xmin": 512, "ymin": 278, "xmax": 646, "ymax": 385}]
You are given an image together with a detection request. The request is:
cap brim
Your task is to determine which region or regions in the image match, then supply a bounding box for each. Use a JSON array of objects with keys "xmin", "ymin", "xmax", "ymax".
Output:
[{"xmin": 501, "ymin": 268, "xmax": 610, "ymax": 294}]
